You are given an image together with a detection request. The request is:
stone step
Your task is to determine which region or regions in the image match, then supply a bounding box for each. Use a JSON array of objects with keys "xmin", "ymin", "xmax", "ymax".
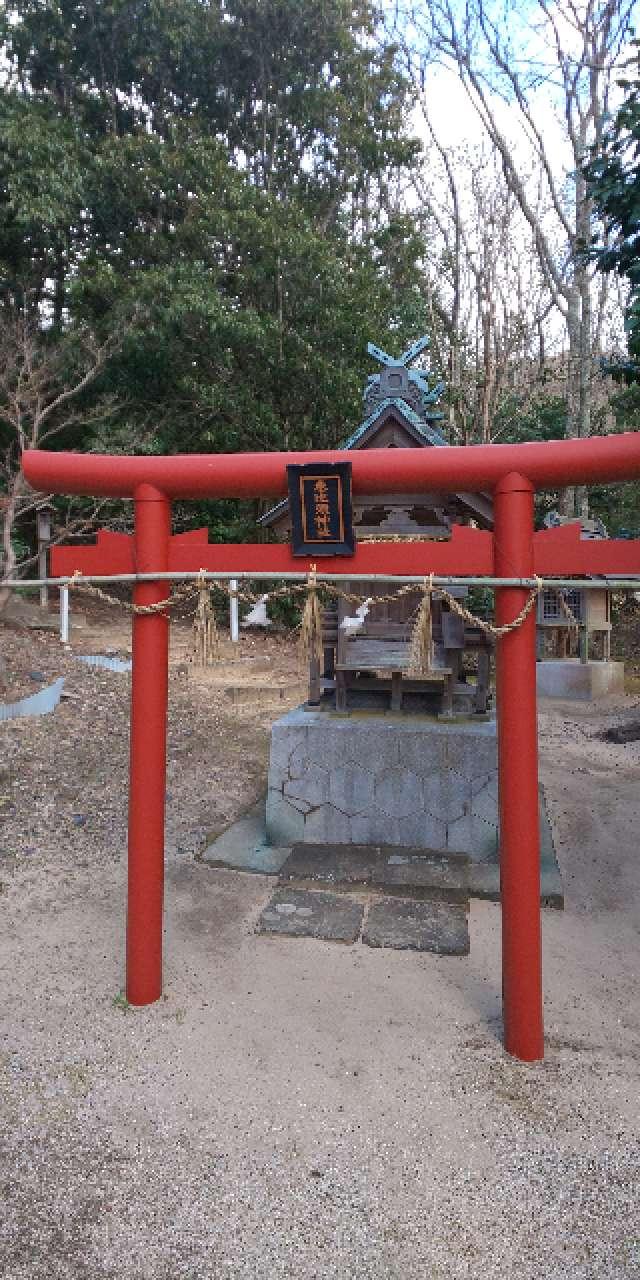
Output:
[
  {"xmin": 279, "ymin": 843, "xmax": 470, "ymax": 905},
  {"xmin": 258, "ymin": 888, "xmax": 363, "ymax": 943},
  {"xmin": 362, "ymin": 896, "xmax": 469, "ymax": 954},
  {"xmin": 223, "ymin": 682, "xmax": 305, "ymax": 707},
  {"xmin": 257, "ymin": 886, "xmax": 469, "ymax": 954}
]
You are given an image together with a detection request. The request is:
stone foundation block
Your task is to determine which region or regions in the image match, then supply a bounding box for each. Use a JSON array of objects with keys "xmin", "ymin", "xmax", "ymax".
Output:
[{"xmin": 266, "ymin": 708, "xmax": 498, "ymax": 861}]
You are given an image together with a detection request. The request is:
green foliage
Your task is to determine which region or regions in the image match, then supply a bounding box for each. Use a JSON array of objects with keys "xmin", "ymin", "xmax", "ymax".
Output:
[
  {"xmin": 494, "ymin": 393, "xmax": 567, "ymax": 444},
  {"xmin": 0, "ymin": 0, "xmax": 426, "ymax": 549},
  {"xmin": 584, "ymin": 42, "xmax": 640, "ymax": 380},
  {"xmin": 582, "ymin": 482, "xmax": 640, "ymax": 536},
  {"xmin": 610, "ymin": 382, "xmax": 640, "ymax": 433},
  {"xmin": 466, "ymin": 585, "xmax": 492, "ymax": 620},
  {"xmin": 10, "ymin": 530, "xmax": 30, "ymax": 564},
  {"xmin": 263, "ymin": 589, "xmax": 302, "ymax": 632}
]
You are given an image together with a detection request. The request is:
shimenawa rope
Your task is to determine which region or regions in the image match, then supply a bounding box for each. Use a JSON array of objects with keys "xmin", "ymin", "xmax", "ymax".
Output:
[{"xmin": 65, "ymin": 568, "xmax": 544, "ymax": 662}]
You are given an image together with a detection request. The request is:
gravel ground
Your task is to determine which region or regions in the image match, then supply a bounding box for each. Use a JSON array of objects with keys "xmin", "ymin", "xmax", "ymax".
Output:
[{"xmin": 1, "ymin": 607, "xmax": 640, "ymax": 1279}]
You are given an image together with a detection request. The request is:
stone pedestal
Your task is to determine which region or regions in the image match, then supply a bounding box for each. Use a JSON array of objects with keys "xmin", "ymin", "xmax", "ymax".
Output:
[
  {"xmin": 536, "ymin": 659, "xmax": 624, "ymax": 701},
  {"xmin": 266, "ymin": 709, "xmax": 498, "ymax": 861}
]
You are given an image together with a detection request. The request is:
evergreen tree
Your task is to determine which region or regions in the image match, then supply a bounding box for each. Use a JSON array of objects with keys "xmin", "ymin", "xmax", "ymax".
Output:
[
  {"xmin": 585, "ymin": 43, "xmax": 640, "ymax": 382},
  {"xmin": 0, "ymin": 0, "xmax": 423, "ymax": 466}
]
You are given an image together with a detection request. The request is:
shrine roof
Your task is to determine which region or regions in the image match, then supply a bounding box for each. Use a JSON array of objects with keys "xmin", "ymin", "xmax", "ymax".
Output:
[
  {"xmin": 259, "ymin": 400, "xmax": 452, "ymax": 528},
  {"xmin": 342, "ymin": 398, "xmax": 447, "ymax": 450}
]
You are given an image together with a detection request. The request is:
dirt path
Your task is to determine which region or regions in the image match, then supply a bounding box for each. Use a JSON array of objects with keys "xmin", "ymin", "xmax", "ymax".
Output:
[{"xmin": 1, "ymin": 610, "xmax": 639, "ymax": 1278}]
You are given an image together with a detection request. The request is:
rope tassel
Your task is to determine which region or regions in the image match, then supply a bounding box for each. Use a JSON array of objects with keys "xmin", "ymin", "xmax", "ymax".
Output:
[
  {"xmin": 554, "ymin": 588, "xmax": 580, "ymax": 633},
  {"xmin": 407, "ymin": 575, "xmax": 434, "ymax": 676},
  {"xmin": 299, "ymin": 567, "xmax": 324, "ymax": 667},
  {"xmin": 192, "ymin": 571, "xmax": 219, "ymax": 667}
]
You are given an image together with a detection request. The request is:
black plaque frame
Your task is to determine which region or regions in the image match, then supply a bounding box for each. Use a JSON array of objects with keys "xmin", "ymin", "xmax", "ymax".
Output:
[{"xmin": 287, "ymin": 462, "xmax": 355, "ymax": 557}]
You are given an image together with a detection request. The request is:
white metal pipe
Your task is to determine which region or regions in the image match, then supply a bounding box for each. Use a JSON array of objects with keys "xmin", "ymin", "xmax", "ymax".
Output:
[
  {"xmin": 38, "ymin": 547, "xmax": 49, "ymax": 609},
  {"xmin": 3, "ymin": 573, "xmax": 640, "ymax": 590},
  {"xmin": 229, "ymin": 578, "xmax": 239, "ymax": 642},
  {"xmin": 60, "ymin": 586, "xmax": 69, "ymax": 645}
]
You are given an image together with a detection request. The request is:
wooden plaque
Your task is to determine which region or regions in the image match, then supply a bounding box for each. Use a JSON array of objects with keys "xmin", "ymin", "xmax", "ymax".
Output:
[{"xmin": 287, "ymin": 462, "xmax": 355, "ymax": 556}]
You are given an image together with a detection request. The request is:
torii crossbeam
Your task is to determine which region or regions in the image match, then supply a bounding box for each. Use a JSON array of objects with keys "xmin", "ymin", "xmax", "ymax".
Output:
[{"xmin": 23, "ymin": 435, "xmax": 640, "ymax": 1062}]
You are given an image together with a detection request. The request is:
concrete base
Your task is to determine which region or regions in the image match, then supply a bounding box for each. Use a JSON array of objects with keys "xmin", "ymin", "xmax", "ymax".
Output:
[
  {"xmin": 202, "ymin": 801, "xmax": 290, "ymax": 875},
  {"xmin": 536, "ymin": 659, "xmax": 624, "ymax": 701},
  {"xmin": 266, "ymin": 708, "xmax": 499, "ymax": 860},
  {"xmin": 204, "ymin": 707, "xmax": 563, "ymax": 907},
  {"xmin": 279, "ymin": 808, "xmax": 562, "ymax": 908},
  {"xmin": 280, "ymin": 844, "xmax": 470, "ymax": 902}
]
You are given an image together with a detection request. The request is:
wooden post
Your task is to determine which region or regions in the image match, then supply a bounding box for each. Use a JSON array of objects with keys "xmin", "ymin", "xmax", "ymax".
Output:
[
  {"xmin": 390, "ymin": 670, "xmax": 402, "ymax": 711},
  {"xmin": 37, "ymin": 507, "xmax": 52, "ymax": 610},
  {"xmin": 475, "ymin": 649, "xmax": 490, "ymax": 713},
  {"xmin": 308, "ymin": 656, "xmax": 321, "ymax": 704}
]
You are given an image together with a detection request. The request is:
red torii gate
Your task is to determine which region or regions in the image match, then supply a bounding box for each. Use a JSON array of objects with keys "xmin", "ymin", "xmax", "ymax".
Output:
[{"xmin": 23, "ymin": 435, "xmax": 640, "ymax": 1062}]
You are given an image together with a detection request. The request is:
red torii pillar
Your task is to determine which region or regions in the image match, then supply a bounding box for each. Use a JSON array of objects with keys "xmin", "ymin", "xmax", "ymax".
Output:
[
  {"xmin": 494, "ymin": 474, "xmax": 541, "ymax": 1059},
  {"xmin": 127, "ymin": 485, "xmax": 171, "ymax": 1004},
  {"xmin": 24, "ymin": 435, "xmax": 640, "ymax": 1060}
]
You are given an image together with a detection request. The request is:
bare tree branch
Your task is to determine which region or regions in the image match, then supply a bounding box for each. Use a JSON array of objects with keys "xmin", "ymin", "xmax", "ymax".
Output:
[
  {"xmin": 392, "ymin": 0, "xmax": 632, "ymax": 510},
  {"xmin": 0, "ymin": 315, "xmax": 131, "ymax": 606}
]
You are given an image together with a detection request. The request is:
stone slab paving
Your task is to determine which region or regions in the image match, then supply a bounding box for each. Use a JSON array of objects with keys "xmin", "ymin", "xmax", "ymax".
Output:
[
  {"xmin": 380, "ymin": 849, "xmax": 469, "ymax": 900},
  {"xmin": 257, "ymin": 885, "xmax": 470, "ymax": 955},
  {"xmin": 362, "ymin": 897, "xmax": 470, "ymax": 955},
  {"xmin": 257, "ymin": 888, "xmax": 364, "ymax": 943},
  {"xmin": 279, "ymin": 843, "xmax": 470, "ymax": 903}
]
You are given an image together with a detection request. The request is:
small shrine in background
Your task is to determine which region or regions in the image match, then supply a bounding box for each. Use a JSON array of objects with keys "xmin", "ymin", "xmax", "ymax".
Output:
[
  {"xmin": 261, "ymin": 337, "xmax": 494, "ymax": 715},
  {"xmin": 535, "ymin": 512, "xmax": 624, "ymax": 698},
  {"xmin": 263, "ymin": 336, "xmax": 517, "ymax": 894},
  {"xmin": 536, "ymin": 512, "xmax": 612, "ymax": 661},
  {"xmin": 262, "ymin": 336, "xmax": 623, "ymax": 704}
]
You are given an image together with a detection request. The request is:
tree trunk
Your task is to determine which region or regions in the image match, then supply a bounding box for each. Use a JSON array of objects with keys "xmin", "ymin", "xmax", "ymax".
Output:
[
  {"xmin": 0, "ymin": 479, "xmax": 19, "ymax": 611},
  {"xmin": 562, "ymin": 285, "xmax": 583, "ymax": 516},
  {"xmin": 575, "ymin": 164, "xmax": 593, "ymax": 519}
]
